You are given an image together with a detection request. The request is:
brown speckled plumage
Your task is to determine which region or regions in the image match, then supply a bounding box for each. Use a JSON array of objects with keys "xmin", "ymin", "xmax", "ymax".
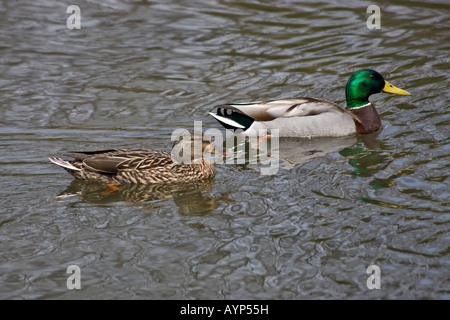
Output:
[{"xmin": 49, "ymin": 132, "xmax": 218, "ymax": 185}]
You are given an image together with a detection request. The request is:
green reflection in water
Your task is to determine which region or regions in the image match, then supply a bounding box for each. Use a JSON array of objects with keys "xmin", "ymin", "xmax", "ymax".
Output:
[
  {"xmin": 339, "ymin": 133, "xmax": 394, "ymax": 190},
  {"xmin": 339, "ymin": 132, "xmax": 418, "ymax": 192}
]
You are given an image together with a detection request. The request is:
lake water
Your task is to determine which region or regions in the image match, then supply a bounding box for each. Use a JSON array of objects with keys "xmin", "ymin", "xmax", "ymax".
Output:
[{"xmin": 0, "ymin": 0, "xmax": 449, "ymax": 300}]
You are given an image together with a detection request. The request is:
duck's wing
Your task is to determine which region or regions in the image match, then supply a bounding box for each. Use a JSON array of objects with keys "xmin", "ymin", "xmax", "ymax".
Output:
[
  {"xmin": 65, "ymin": 149, "xmax": 172, "ymax": 174},
  {"xmin": 210, "ymin": 98, "xmax": 345, "ymax": 130}
]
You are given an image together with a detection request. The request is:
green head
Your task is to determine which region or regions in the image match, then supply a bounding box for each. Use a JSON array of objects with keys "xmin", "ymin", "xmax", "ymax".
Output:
[{"xmin": 345, "ymin": 69, "xmax": 410, "ymax": 109}]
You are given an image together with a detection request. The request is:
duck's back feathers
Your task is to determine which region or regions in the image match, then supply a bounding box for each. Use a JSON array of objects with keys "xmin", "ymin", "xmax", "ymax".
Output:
[
  {"xmin": 223, "ymin": 98, "xmax": 342, "ymax": 120},
  {"xmin": 65, "ymin": 149, "xmax": 169, "ymax": 174},
  {"xmin": 210, "ymin": 97, "xmax": 358, "ymax": 137}
]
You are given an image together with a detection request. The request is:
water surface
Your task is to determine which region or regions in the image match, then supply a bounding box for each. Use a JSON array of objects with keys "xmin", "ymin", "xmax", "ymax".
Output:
[{"xmin": 0, "ymin": 0, "xmax": 449, "ymax": 300}]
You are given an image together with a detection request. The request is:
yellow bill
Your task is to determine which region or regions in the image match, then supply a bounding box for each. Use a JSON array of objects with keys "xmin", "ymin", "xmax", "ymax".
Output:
[{"xmin": 383, "ymin": 81, "xmax": 411, "ymax": 95}]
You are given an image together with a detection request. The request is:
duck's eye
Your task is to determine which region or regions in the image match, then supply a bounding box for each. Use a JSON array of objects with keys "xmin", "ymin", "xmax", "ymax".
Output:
[{"xmin": 369, "ymin": 74, "xmax": 375, "ymax": 79}]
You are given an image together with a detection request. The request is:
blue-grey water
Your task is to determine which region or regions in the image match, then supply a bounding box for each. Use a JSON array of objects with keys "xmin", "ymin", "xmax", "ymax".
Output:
[{"xmin": 0, "ymin": 0, "xmax": 449, "ymax": 300}]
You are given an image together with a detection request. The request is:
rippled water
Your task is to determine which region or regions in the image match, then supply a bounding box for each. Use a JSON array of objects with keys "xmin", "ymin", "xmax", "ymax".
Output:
[{"xmin": 0, "ymin": 0, "xmax": 449, "ymax": 300}]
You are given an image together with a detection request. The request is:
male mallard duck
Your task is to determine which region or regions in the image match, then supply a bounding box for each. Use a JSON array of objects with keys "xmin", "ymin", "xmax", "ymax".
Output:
[
  {"xmin": 49, "ymin": 130, "xmax": 222, "ymax": 185},
  {"xmin": 209, "ymin": 69, "xmax": 410, "ymax": 137}
]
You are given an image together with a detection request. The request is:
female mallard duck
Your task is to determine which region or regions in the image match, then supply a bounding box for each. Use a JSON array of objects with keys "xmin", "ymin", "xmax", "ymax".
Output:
[
  {"xmin": 209, "ymin": 69, "xmax": 410, "ymax": 137},
  {"xmin": 49, "ymin": 130, "xmax": 222, "ymax": 185}
]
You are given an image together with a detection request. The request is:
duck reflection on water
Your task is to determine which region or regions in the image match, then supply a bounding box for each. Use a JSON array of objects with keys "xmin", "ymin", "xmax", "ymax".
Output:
[
  {"xmin": 226, "ymin": 130, "xmax": 383, "ymax": 173},
  {"xmin": 54, "ymin": 178, "xmax": 223, "ymax": 216}
]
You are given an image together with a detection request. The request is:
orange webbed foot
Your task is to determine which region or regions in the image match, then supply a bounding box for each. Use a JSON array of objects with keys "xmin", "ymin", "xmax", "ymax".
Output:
[{"xmin": 100, "ymin": 183, "xmax": 119, "ymax": 195}]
